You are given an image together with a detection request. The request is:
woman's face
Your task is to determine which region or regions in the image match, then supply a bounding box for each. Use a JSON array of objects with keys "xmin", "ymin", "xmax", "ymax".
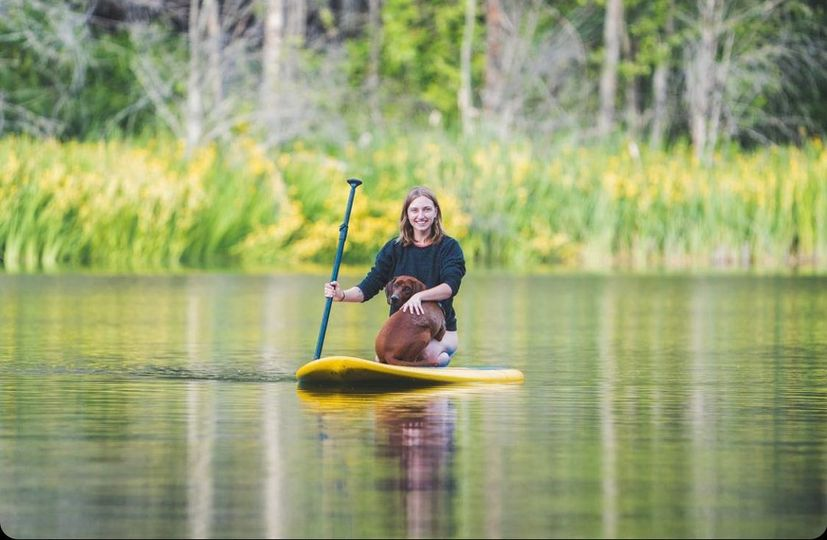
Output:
[{"xmin": 407, "ymin": 195, "xmax": 437, "ymax": 235}]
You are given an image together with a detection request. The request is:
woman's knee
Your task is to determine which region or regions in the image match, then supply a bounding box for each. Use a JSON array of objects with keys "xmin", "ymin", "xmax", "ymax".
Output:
[
  {"xmin": 434, "ymin": 351, "xmax": 451, "ymax": 367},
  {"xmin": 441, "ymin": 331, "xmax": 458, "ymax": 356},
  {"xmin": 424, "ymin": 331, "xmax": 458, "ymax": 366}
]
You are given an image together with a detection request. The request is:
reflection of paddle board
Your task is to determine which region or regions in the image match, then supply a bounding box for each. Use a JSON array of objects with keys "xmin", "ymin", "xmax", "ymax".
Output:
[
  {"xmin": 296, "ymin": 383, "xmax": 521, "ymax": 414},
  {"xmin": 296, "ymin": 356, "xmax": 524, "ymax": 387}
]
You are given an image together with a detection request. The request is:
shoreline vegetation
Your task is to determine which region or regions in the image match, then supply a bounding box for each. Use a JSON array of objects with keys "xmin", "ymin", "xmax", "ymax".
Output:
[{"xmin": 1, "ymin": 133, "xmax": 825, "ymax": 274}]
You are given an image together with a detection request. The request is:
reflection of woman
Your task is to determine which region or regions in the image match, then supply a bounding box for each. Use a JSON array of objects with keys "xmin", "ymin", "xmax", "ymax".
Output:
[
  {"xmin": 324, "ymin": 186, "xmax": 466, "ymax": 366},
  {"xmin": 376, "ymin": 396, "xmax": 457, "ymax": 538}
]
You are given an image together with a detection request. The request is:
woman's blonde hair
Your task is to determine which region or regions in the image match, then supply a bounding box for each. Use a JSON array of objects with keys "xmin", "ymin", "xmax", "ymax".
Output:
[{"xmin": 398, "ymin": 186, "xmax": 444, "ymax": 246}]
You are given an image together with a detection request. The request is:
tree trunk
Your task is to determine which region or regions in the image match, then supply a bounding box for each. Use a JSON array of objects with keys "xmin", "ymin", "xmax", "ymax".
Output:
[
  {"xmin": 185, "ymin": 0, "xmax": 223, "ymax": 154},
  {"xmin": 686, "ymin": 0, "xmax": 724, "ymax": 161},
  {"xmin": 707, "ymin": 31, "xmax": 734, "ymax": 155},
  {"xmin": 622, "ymin": 16, "xmax": 639, "ymax": 137},
  {"xmin": 598, "ymin": 0, "xmax": 622, "ymax": 137},
  {"xmin": 341, "ymin": 0, "xmax": 360, "ymax": 35},
  {"xmin": 650, "ymin": 61, "xmax": 668, "ymax": 148},
  {"xmin": 283, "ymin": 0, "xmax": 306, "ymax": 82},
  {"xmin": 650, "ymin": 1, "xmax": 674, "ymax": 148},
  {"xmin": 483, "ymin": 0, "xmax": 506, "ymax": 122},
  {"xmin": 186, "ymin": 0, "xmax": 204, "ymax": 154},
  {"xmin": 459, "ymin": 0, "xmax": 477, "ymax": 135},
  {"xmin": 367, "ymin": 0, "xmax": 382, "ymax": 125},
  {"xmin": 286, "ymin": 0, "xmax": 306, "ymax": 46},
  {"xmin": 205, "ymin": 0, "xmax": 222, "ymax": 108},
  {"xmin": 262, "ymin": 0, "xmax": 284, "ymax": 124}
]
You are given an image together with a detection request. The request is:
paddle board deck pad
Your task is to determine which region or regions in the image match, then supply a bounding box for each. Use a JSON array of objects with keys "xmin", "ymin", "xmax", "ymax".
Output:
[{"xmin": 296, "ymin": 356, "xmax": 524, "ymax": 387}]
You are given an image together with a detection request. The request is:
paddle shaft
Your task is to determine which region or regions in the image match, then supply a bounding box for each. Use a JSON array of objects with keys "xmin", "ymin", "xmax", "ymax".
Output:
[{"xmin": 313, "ymin": 178, "xmax": 363, "ymax": 359}]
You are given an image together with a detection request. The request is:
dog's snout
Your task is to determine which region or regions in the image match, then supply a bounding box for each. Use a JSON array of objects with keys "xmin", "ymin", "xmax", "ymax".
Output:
[{"xmin": 389, "ymin": 294, "xmax": 400, "ymax": 305}]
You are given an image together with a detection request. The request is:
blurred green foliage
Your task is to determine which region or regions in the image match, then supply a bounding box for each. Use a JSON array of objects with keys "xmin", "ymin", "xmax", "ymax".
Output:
[{"xmin": 2, "ymin": 133, "xmax": 825, "ymax": 272}]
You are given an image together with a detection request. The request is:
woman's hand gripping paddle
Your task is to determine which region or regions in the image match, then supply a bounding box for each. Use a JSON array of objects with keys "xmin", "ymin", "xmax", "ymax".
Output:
[{"xmin": 313, "ymin": 178, "xmax": 363, "ymax": 359}]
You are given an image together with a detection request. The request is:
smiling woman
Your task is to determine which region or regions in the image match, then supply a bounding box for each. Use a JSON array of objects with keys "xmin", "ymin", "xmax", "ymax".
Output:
[{"xmin": 323, "ymin": 186, "xmax": 466, "ymax": 367}]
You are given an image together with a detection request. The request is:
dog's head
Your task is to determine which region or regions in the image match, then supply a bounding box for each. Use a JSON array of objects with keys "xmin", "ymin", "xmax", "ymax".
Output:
[{"xmin": 384, "ymin": 275, "xmax": 427, "ymax": 309}]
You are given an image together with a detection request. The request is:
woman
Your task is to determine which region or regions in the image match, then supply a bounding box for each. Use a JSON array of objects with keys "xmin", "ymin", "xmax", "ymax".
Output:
[{"xmin": 324, "ymin": 186, "xmax": 466, "ymax": 367}]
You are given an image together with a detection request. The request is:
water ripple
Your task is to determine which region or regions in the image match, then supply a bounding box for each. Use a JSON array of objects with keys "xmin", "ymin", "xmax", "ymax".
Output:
[{"xmin": 127, "ymin": 364, "xmax": 296, "ymax": 383}]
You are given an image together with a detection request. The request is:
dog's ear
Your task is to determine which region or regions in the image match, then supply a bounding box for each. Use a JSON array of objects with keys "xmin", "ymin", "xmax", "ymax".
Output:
[
  {"xmin": 411, "ymin": 277, "xmax": 426, "ymax": 293},
  {"xmin": 384, "ymin": 277, "xmax": 396, "ymax": 301}
]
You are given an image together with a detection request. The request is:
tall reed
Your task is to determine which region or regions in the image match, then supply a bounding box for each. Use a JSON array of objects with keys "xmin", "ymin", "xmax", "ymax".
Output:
[
  {"xmin": 0, "ymin": 136, "xmax": 278, "ymax": 271},
  {"xmin": 1, "ymin": 134, "xmax": 824, "ymax": 272}
]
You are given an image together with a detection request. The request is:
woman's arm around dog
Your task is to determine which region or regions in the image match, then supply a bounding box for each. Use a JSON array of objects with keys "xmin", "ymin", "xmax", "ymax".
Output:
[{"xmin": 399, "ymin": 283, "xmax": 453, "ymax": 315}]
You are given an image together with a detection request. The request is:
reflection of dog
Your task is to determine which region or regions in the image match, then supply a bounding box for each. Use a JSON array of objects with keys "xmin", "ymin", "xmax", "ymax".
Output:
[{"xmin": 375, "ymin": 275, "xmax": 446, "ymax": 364}]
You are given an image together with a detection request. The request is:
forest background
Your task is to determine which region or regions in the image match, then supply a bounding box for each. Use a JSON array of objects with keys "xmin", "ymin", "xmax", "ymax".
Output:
[{"xmin": 1, "ymin": 0, "xmax": 826, "ymax": 273}]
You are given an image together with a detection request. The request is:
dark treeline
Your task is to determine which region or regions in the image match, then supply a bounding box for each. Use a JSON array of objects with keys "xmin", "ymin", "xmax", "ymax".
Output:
[{"xmin": 2, "ymin": 0, "xmax": 826, "ymax": 159}]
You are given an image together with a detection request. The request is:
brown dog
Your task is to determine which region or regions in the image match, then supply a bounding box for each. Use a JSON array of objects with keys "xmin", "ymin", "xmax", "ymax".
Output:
[{"xmin": 375, "ymin": 275, "xmax": 446, "ymax": 365}]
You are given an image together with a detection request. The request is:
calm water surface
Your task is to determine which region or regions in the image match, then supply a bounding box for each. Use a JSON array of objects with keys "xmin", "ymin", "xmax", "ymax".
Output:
[{"xmin": 0, "ymin": 272, "xmax": 825, "ymax": 539}]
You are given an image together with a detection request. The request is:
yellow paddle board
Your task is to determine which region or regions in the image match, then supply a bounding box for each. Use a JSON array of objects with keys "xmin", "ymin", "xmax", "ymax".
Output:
[{"xmin": 296, "ymin": 356, "xmax": 524, "ymax": 387}]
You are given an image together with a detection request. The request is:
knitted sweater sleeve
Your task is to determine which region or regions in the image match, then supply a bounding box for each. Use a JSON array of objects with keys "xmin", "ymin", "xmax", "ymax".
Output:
[
  {"xmin": 356, "ymin": 239, "xmax": 396, "ymax": 302},
  {"xmin": 440, "ymin": 238, "xmax": 466, "ymax": 296}
]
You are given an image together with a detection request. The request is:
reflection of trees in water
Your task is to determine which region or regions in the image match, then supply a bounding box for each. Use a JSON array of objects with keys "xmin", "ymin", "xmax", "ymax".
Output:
[{"xmin": 375, "ymin": 397, "xmax": 457, "ymax": 537}]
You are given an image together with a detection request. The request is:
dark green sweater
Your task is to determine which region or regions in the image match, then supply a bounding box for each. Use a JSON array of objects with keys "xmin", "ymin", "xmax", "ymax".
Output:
[{"xmin": 357, "ymin": 236, "xmax": 466, "ymax": 331}]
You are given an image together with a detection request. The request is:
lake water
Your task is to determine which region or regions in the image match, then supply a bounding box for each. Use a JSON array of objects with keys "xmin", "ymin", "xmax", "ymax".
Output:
[{"xmin": 1, "ymin": 272, "xmax": 825, "ymax": 539}]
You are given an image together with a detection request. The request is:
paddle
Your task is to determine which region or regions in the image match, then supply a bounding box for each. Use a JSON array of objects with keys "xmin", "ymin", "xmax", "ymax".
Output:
[{"xmin": 313, "ymin": 177, "xmax": 363, "ymax": 359}]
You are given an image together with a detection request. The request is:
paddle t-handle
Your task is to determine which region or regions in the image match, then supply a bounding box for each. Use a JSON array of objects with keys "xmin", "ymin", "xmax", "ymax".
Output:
[{"xmin": 313, "ymin": 178, "xmax": 363, "ymax": 359}]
